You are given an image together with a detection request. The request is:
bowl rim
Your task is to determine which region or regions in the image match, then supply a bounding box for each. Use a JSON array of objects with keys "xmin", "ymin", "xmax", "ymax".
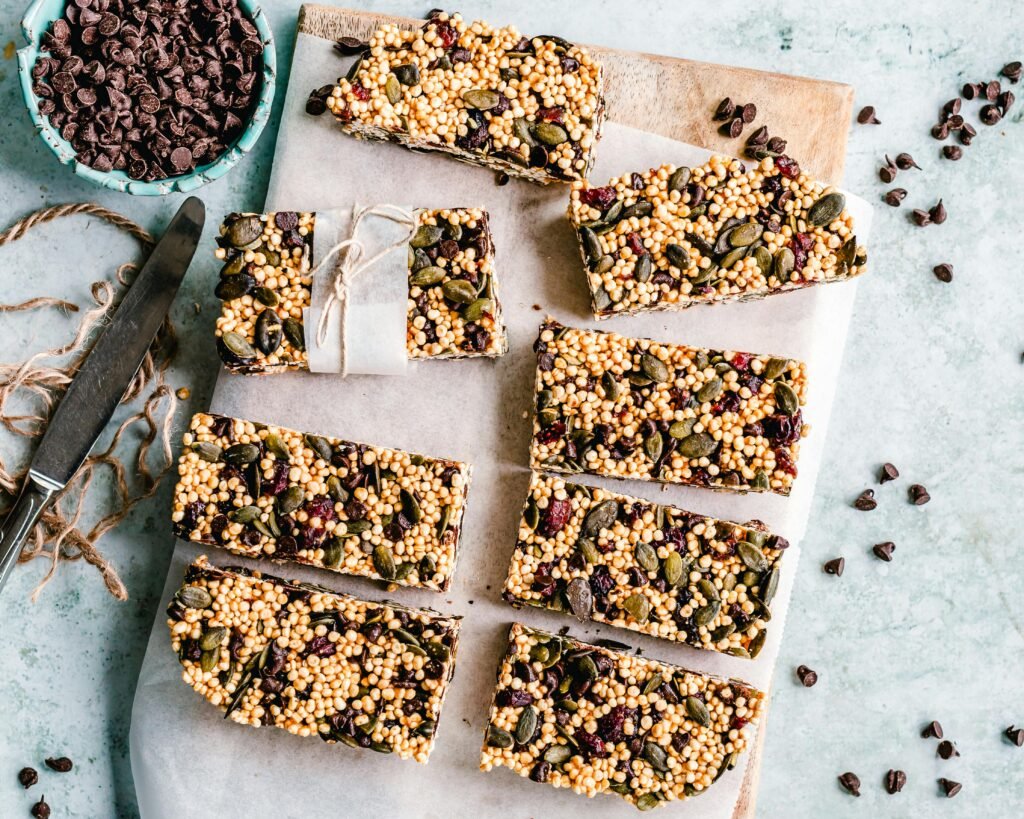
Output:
[{"xmin": 17, "ymin": 0, "xmax": 277, "ymax": 196}]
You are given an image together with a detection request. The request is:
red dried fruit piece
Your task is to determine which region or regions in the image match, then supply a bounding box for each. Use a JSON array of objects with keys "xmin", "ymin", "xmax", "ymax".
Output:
[
  {"xmin": 433, "ymin": 19, "xmax": 458, "ymax": 48},
  {"xmin": 350, "ymin": 83, "xmax": 370, "ymax": 101},
  {"xmin": 579, "ymin": 185, "xmax": 617, "ymax": 210},
  {"xmin": 537, "ymin": 106, "xmax": 564, "ymax": 123},
  {"xmin": 625, "ymin": 232, "xmax": 645, "ymax": 256},
  {"xmin": 539, "ymin": 497, "xmax": 572, "ymax": 537},
  {"xmin": 535, "ymin": 419, "xmax": 565, "ymax": 447},
  {"xmin": 775, "ymin": 155, "xmax": 801, "ymax": 179}
]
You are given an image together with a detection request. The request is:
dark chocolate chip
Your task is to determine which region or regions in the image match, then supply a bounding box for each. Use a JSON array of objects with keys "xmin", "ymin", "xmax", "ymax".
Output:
[
  {"xmin": 943, "ymin": 145, "xmax": 963, "ymax": 161},
  {"xmin": 980, "ymin": 104, "xmax": 1002, "ymax": 125},
  {"xmin": 740, "ymin": 102, "xmax": 757, "ymax": 123},
  {"xmin": 879, "ymin": 462, "xmax": 900, "ymax": 483},
  {"xmin": 938, "ymin": 778, "xmax": 962, "ymax": 798},
  {"xmin": 937, "ymin": 740, "xmax": 960, "ymax": 759},
  {"xmin": 796, "ymin": 665, "xmax": 818, "ymax": 687},
  {"xmin": 933, "ymin": 263, "xmax": 953, "ymax": 282},
  {"xmin": 18, "ymin": 767, "xmax": 38, "ymax": 789},
  {"xmin": 895, "ymin": 152, "xmax": 919, "ymax": 170},
  {"xmin": 922, "ymin": 720, "xmax": 944, "ymax": 739},
  {"xmin": 857, "ymin": 105, "xmax": 880, "ymax": 124},
  {"xmin": 31, "ymin": 795, "xmax": 51, "ymax": 819},
  {"xmin": 713, "ymin": 97, "xmax": 735, "ymax": 121},
  {"xmin": 909, "ymin": 483, "xmax": 931, "ymax": 505},
  {"xmin": 823, "ymin": 557, "xmax": 845, "ymax": 576},
  {"xmin": 854, "ymin": 489, "xmax": 877, "ymax": 511},
  {"xmin": 1001, "ymin": 61, "xmax": 1022, "ymax": 84},
  {"xmin": 883, "ymin": 188, "xmax": 907, "ymax": 207},
  {"xmin": 885, "ymin": 769, "xmax": 907, "ymax": 795},
  {"xmin": 838, "ymin": 772, "xmax": 861, "ymax": 797},
  {"xmin": 1005, "ymin": 725, "xmax": 1024, "ymax": 746},
  {"xmin": 931, "ymin": 122, "xmax": 951, "ymax": 140},
  {"xmin": 872, "ymin": 542, "xmax": 895, "ymax": 562},
  {"xmin": 44, "ymin": 757, "xmax": 72, "ymax": 773},
  {"xmin": 912, "ymin": 208, "xmax": 932, "ymax": 227}
]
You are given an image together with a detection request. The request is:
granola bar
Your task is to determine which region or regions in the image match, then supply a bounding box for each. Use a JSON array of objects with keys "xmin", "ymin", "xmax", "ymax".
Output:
[
  {"xmin": 503, "ymin": 474, "xmax": 788, "ymax": 658},
  {"xmin": 531, "ymin": 320, "xmax": 808, "ymax": 495},
  {"xmin": 568, "ymin": 155, "xmax": 866, "ymax": 317},
  {"xmin": 168, "ymin": 557, "xmax": 460, "ymax": 763},
  {"xmin": 171, "ymin": 412, "xmax": 471, "ymax": 591},
  {"xmin": 214, "ymin": 208, "xmax": 507, "ymax": 374},
  {"xmin": 480, "ymin": 623, "xmax": 765, "ymax": 809},
  {"xmin": 321, "ymin": 10, "xmax": 604, "ymax": 184}
]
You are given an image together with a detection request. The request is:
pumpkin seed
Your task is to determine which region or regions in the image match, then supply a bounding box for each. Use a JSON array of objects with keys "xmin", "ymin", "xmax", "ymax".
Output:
[
  {"xmin": 577, "ymin": 537, "xmax": 600, "ymax": 564},
  {"xmin": 253, "ymin": 286, "xmax": 279, "ymax": 307},
  {"xmin": 400, "ymin": 488, "xmax": 422, "ymax": 523},
  {"xmin": 752, "ymin": 245, "xmax": 773, "ymax": 276},
  {"xmin": 462, "ymin": 88, "xmax": 500, "ymax": 109},
  {"xmin": 322, "ymin": 537, "xmax": 344, "ymax": 569},
  {"xmin": 635, "ymin": 542, "xmax": 659, "ymax": 573},
  {"xmin": 199, "ymin": 646, "xmax": 221, "ymax": 672},
  {"xmin": 373, "ymin": 545, "xmax": 396, "ymax": 580},
  {"xmin": 636, "ymin": 793, "xmax": 661, "ymax": 811},
  {"xmin": 668, "ymin": 166, "xmax": 691, "ymax": 192},
  {"xmin": 773, "ymin": 247, "xmax": 795, "ymax": 282},
  {"xmin": 634, "ymin": 253, "xmax": 652, "ymax": 283},
  {"xmin": 580, "ymin": 226, "xmax": 601, "ymax": 261},
  {"xmin": 226, "ymin": 215, "xmax": 262, "ymax": 248},
  {"xmin": 486, "ymin": 724, "xmax": 514, "ymax": 749},
  {"xmin": 301, "ymin": 434, "xmax": 330, "ymax": 462},
  {"xmin": 719, "ymin": 246, "xmax": 747, "ymax": 269},
  {"xmin": 807, "ymin": 192, "xmax": 846, "ymax": 227},
  {"xmin": 441, "ymin": 279, "xmax": 477, "ymax": 304},
  {"xmin": 711, "ymin": 623, "xmax": 736, "ymax": 641},
  {"xmin": 524, "ymin": 500, "xmax": 540, "ymax": 530},
  {"xmin": 229, "ymin": 505, "xmax": 260, "ymax": 524},
  {"xmin": 698, "ymin": 578, "xmax": 720, "ymax": 603},
  {"xmin": 773, "ymin": 381, "xmax": 799, "ymax": 416},
  {"xmin": 738, "ymin": 541, "xmax": 768, "ymax": 572},
  {"xmin": 696, "ymin": 376, "xmax": 723, "ymax": 403},
  {"xmin": 622, "ymin": 593, "xmax": 651, "ymax": 623},
  {"xmin": 593, "ymin": 287, "xmax": 612, "ymax": 311},
  {"xmin": 177, "ymin": 585, "xmax": 212, "ymax": 609},
  {"xmin": 515, "ymin": 706, "xmax": 538, "ymax": 745},
  {"xmin": 283, "ymin": 318, "xmax": 305, "ymax": 351},
  {"xmin": 601, "ymin": 371, "xmax": 620, "ymax": 401},
  {"xmin": 254, "ymin": 309, "xmax": 282, "ymax": 356},
  {"xmin": 565, "ymin": 577, "xmax": 592, "ymax": 620},
  {"xmin": 642, "ymin": 673, "xmax": 663, "ymax": 696},
  {"xmin": 531, "ymin": 121, "xmax": 568, "ymax": 146},
  {"xmin": 220, "ymin": 255, "xmax": 245, "ymax": 276},
  {"xmin": 695, "ymin": 601, "xmax": 721, "ymax": 626},
  {"xmin": 748, "ymin": 630, "xmax": 767, "ymax": 659},
  {"xmin": 729, "ymin": 222, "xmax": 763, "ymax": 247},
  {"xmin": 222, "ymin": 331, "xmax": 256, "ymax": 360},
  {"xmin": 760, "ymin": 566, "xmax": 780, "ymax": 606},
  {"xmin": 678, "ymin": 433, "xmax": 717, "ymax": 459},
  {"xmin": 224, "ymin": 443, "xmax": 259, "ymax": 466},
  {"xmin": 543, "ymin": 744, "xmax": 572, "ymax": 764},
  {"xmin": 751, "ymin": 469, "xmax": 770, "ymax": 491},
  {"xmin": 200, "ymin": 626, "xmax": 228, "ymax": 651},
  {"xmin": 663, "ymin": 551, "xmax": 684, "ymax": 586},
  {"xmin": 727, "ymin": 646, "xmax": 751, "ymax": 659},
  {"xmin": 191, "ymin": 441, "xmax": 222, "ymax": 462},
  {"xmin": 668, "ymin": 419, "xmax": 696, "ymax": 439},
  {"xmin": 665, "ymin": 243, "xmax": 688, "ymax": 270},
  {"xmin": 582, "ymin": 500, "xmax": 619, "ymax": 536},
  {"xmin": 575, "ymin": 654, "xmax": 599, "ymax": 680},
  {"xmin": 643, "ymin": 741, "xmax": 669, "ymax": 771},
  {"xmin": 644, "ymin": 432, "xmax": 663, "ymax": 463},
  {"xmin": 462, "ymin": 298, "xmax": 493, "ymax": 322},
  {"xmin": 322, "ymin": 476, "xmax": 346, "ymax": 504},
  {"xmin": 409, "ymin": 265, "xmax": 445, "ymax": 287},
  {"xmin": 392, "ymin": 63, "xmax": 419, "ymax": 86},
  {"xmin": 410, "ymin": 224, "xmax": 443, "ymax": 249},
  {"xmin": 762, "ymin": 357, "xmax": 788, "ymax": 381},
  {"xmin": 513, "ymin": 116, "xmax": 536, "ymax": 146},
  {"xmin": 640, "ymin": 353, "xmax": 670, "ymax": 383},
  {"xmin": 384, "ymin": 73, "xmax": 401, "ymax": 104},
  {"xmin": 593, "ymin": 254, "xmax": 614, "ymax": 275},
  {"xmin": 277, "ymin": 485, "xmax": 304, "ymax": 514},
  {"xmin": 686, "ymin": 696, "xmax": 711, "ymax": 727}
]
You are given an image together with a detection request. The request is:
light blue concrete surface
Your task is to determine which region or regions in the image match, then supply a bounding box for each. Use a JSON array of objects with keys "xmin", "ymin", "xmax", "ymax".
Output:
[{"xmin": 0, "ymin": 1, "xmax": 1021, "ymax": 817}]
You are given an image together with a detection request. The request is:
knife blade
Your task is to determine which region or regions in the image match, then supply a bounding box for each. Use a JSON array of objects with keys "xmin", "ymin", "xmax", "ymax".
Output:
[{"xmin": 0, "ymin": 197, "xmax": 205, "ymax": 595}]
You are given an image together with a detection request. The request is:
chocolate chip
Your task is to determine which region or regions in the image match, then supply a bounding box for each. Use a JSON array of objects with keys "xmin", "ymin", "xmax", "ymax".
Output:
[
  {"xmin": 1005, "ymin": 725, "xmax": 1024, "ymax": 746},
  {"xmin": 938, "ymin": 778, "xmax": 962, "ymax": 798},
  {"xmin": 912, "ymin": 208, "xmax": 932, "ymax": 227},
  {"xmin": 879, "ymin": 156, "xmax": 898, "ymax": 183},
  {"xmin": 895, "ymin": 152, "xmax": 919, "ymax": 170},
  {"xmin": 334, "ymin": 36, "xmax": 367, "ymax": 55},
  {"xmin": 857, "ymin": 105, "xmax": 880, "ymax": 124},
  {"xmin": 937, "ymin": 740, "xmax": 960, "ymax": 759},
  {"xmin": 305, "ymin": 93, "xmax": 326, "ymax": 116},
  {"xmin": 44, "ymin": 757, "xmax": 73, "ymax": 773},
  {"xmin": 746, "ymin": 125, "xmax": 769, "ymax": 147},
  {"xmin": 962, "ymin": 82, "xmax": 982, "ymax": 100},
  {"xmin": 998, "ymin": 90, "xmax": 1015, "ymax": 113},
  {"xmin": 854, "ymin": 489, "xmax": 877, "ymax": 511},
  {"xmin": 496, "ymin": 171, "xmax": 510, "ymax": 186},
  {"xmin": 885, "ymin": 769, "xmax": 907, "ymax": 794},
  {"xmin": 18, "ymin": 767, "xmax": 38, "ymax": 789},
  {"xmin": 879, "ymin": 462, "xmax": 900, "ymax": 483},
  {"xmin": 942, "ymin": 97, "xmax": 962, "ymax": 117},
  {"xmin": 943, "ymin": 145, "xmax": 963, "ymax": 161},
  {"xmin": 740, "ymin": 102, "xmax": 757, "ymax": 123},
  {"xmin": 838, "ymin": 772, "xmax": 861, "ymax": 797},
  {"xmin": 980, "ymin": 103, "xmax": 1002, "ymax": 125},
  {"xmin": 823, "ymin": 557, "xmax": 845, "ymax": 576},
  {"xmin": 31, "ymin": 796, "xmax": 51, "ymax": 819},
  {"xmin": 721, "ymin": 117, "xmax": 744, "ymax": 138},
  {"xmin": 713, "ymin": 97, "xmax": 736, "ymax": 121},
  {"xmin": 170, "ymin": 146, "xmax": 192, "ymax": 171},
  {"xmin": 909, "ymin": 483, "xmax": 931, "ymax": 505},
  {"xmin": 872, "ymin": 542, "xmax": 895, "ymax": 562},
  {"xmin": 1002, "ymin": 61, "xmax": 1022, "ymax": 84},
  {"xmin": 985, "ymin": 80, "xmax": 1002, "ymax": 100},
  {"xmin": 931, "ymin": 122, "xmax": 950, "ymax": 140},
  {"xmin": 796, "ymin": 665, "xmax": 818, "ymax": 687},
  {"xmin": 766, "ymin": 135, "xmax": 787, "ymax": 154},
  {"xmin": 933, "ymin": 263, "xmax": 954, "ymax": 282},
  {"xmin": 930, "ymin": 199, "xmax": 947, "ymax": 224},
  {"xmin": 883, "ymin": 188, "xmax": 907, "ymax": 207},
  {"xmin": 922, "ymin": 720, "xmax": 944, "ymax": 739}
]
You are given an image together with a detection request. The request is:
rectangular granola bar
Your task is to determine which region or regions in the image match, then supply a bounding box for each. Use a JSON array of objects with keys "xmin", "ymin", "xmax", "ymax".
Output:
[
  {"xmin": 171, "ymin": 412, "xmax": 471, "ymax": 591},
  {"xmin": 480, "ymin": 623, "xmax": 765, "ymax": 809},
  {"xmin": 168, "ymin": 557, "xmax": 460, "ymax": 763},
  {"xmin": 214, "ymin": 208, "xmax": 507, "ymax": 374},
  {"xmin": 568, "ymin": 155, "xmax": 866, "ymax": 317},
  {"xmin": 503, "ymin": 474, "xmax": 788, "ymax": 658},
  {"xmin": 530, "ymin": 320, "xmax": 808, "ymax": 495},
  {"xmin": 319, "ymin": 10, "xmax": 604, "ymax": 184}
]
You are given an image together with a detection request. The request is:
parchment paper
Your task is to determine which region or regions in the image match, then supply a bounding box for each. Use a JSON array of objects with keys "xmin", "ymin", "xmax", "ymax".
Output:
[{"xmin": 130, "ymin": 32, "xmax": 871, "ymax": 819}]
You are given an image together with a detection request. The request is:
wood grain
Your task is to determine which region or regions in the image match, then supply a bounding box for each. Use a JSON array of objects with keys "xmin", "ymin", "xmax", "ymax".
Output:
[{"xmin": 294, "ymin": 7, "xmax": 853, "ymax": 816}]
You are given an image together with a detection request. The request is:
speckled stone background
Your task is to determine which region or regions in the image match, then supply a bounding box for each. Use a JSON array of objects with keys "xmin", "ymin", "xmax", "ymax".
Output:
[{"xmin": 0, "ymin": 1, "xmax": 1021, "ymax": 817}]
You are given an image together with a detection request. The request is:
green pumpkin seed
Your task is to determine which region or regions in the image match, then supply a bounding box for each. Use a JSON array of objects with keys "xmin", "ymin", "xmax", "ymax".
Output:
[
  {"xmin": 760, "ymin": 566, "xmax": 780, "ymax": 606},
  {"xmin": 640, "ymin": 353, "xmax": 670, "ymax": 383},
  {"xmin": 191, "ymin": 442, "xmax": 222, "ymax": 462},
  {"xmin": 635, "ymin": 542, "xmax": 659, "ymax": 573},
  {"xmin": 600, "ymin": 372, "xmax": 620, "ymax": 401},
  {"xmin": 392, "ymin": 63, "xmax": 419, "ymax": 86},
  {"xmin": 283, "ymin": 318, "xmax": 305, "ymax": 351},
  {"xmin": 524, "ymin": 500, "xmax": 540, "ymax": 531},
  {"xmin": 752, "ymin": 245, "xmax": 773, "ymax": 276},
  {"xmin": 543, "ymin": 744, "xmax": 572, "ymax": 764},
  {"xmin": 691, "ymin": 262, "xmax": 716, "ymax": 284},
  {"xmin": 531, "ymin": 121, "xmax": 568, "ymax": 146},
  {"xmin": 224, "ymin": 443, "xmax": 259, "ymax": 466},
  {"xmin": 373, "ymin": 545, "xmax": 396, "ymax": 580},
  {"xmin": 580, "ymin": 226, "xmax": 601, "ymax": 261},
  {"xmin": 698, "ymin": 578, "xmax": 720, "ymax": 603},
  {"xmin": 668, "ymin": 419, "xmax": 696, "ymax": 439},
  {"xmin": 695, "ymin": 601, "xmax": 721, "ymax": 626},
  {"xmin": 634, "ymin": 253, "xmax": 652, "ymax": 283},
  {"xmin": 462, "ymin": 88, "xmax": 501, "ymax": 109},
  {"xmin": 663, "ymin": 551, "xmax": 684, "ymax": 586},
  {"xmin": 277, "ymin": 485, "xmax": 304, "ymax": 514},
  {"xmin": 226, "ymin": 215, "xmax": 262, "ymax": 248},
  {"xmin": 254, "ymin": 309, "xmax": 282, "ymax": 356},
  {"xmin": 762, "ymin": 357, "xmax": 788, "ymax": 381},
  {"xmin": 729, "ymin": 222, "xmax": 763, "ymax": 248},
  {"xmin": 678, "ymin": 433, "xmax": 717, "ymax": 459},
  {"xmin": 513, "ymin": 116, "xmax": 536, "ymax": 146},
  {"xmin": 643, "ymin": 740, "xmax": 669, "ymax": 771},
  {"xmin": 696, "ymin": 376, "xmax": 723, "ymax": 403},
  {"xmin": 486, "ymin": 724, "xmax": 514, "ymax": 749},
  {"xmin": 384, "ymin": 73, "xmax": 402, "ymax": 104},
  {"xmin": 577, "ymin": 537, "xmax": 600, "ymax": 564},
  {"xmin": 262, "ymin": 433, "xmax": 289, "ymax": 461},
  {"xmin": 665, "ymin": 243, "xmax": 688, "ymax": 270},
  {"xmin": 642, "ymin": 673, "xmax": 663, "ymax": 696},
  {"xmin": 199, "ymin": 646, "xmax": 221, "ymax": 672},
  {"xmin": 229, "ymin": 505, "xmax": 260, "ymax": 524},
  {"xmin": 582, "ymin": 500, "xmax": 619, "ymax": 536},
  {"xmin": 515, "ymin": 706, "xmax": 538, "ymax": 745},
  {"xmin": 668, "ymin": 166, "xmax": 691, "ymax": 192},
  {"xmin": 748, "ymin": 630, "xmax": 767, "ymax": 659},
  {"xmin": 215, "ymin": 275, "xmax": 253, "ymax": 301},
  {"xmin": 727, "ymin": 646, "xmax": 751, "ymax": 659},
  {"xmin": 644, "ymin": 432, "xmax": 664, "ymax": 463},
  {"xmin": 410, "ymin": 265, "xmax": 445, "ymax": 287},
  {"xmin": 773, "ymin": 381, "xmax": 799, "ymax": 416},
  {"xmin": 593, "ymin": 255, "xmax": 614, "ymax": 276},
  {"xmin": 711, "ymin": 623, "xmax": 736, "ymax": 641},
  {"xmin": 636, "ymin": 793, "xmax": 661, "ymax": 811},
  {"xmin": 301, "ymin": 434, "xmax": 331, "ymax": 462},
  {"xmin": 200, "ymin": 626, "xmax": 228, "ymax": 651},
  {"xmin": 326, "ymin": 476, "xmax": 348, "ymax": 503},
  {"xmin": 773, "ymin": 247, "xmax": 795, "ymax": 282},
  {"xmin": 253, "ymin": 286, "xmax": 279, "ymax": 307},
  {"xmin": 738, "ymin": 541, "xmax": 768, "ymax": 572},
  {"xmin": 752, "ymin": 469, "xmax": 770, "ymax": 491},
  {"xmin": 222, "ymin": 331, "xmax": 256, "ymax": 360},
  {"xmin": 220, "ymin": 255, "xmax": 245, "ymax": 276},
  {"xmin": 410, "ymin": 224, "xmax": 443, "ymax": 249},
  {"xmin": 322, "ymin": 537, "xmax": 344, "ymax": 569},
  {"xmin": 575, "ymin": 654, "xmax": 599, "ymax": 681},
  {"xmin": 461, "ymin": 298, "xmax": 493, "ymax": 322},
  {"xmin": 177, "ymin": 585, "xmax": 212, "ymax": 609},
  {"xmin": 441, "ymin": 279, "xmax": 477, "ymax": 304},
  {"xmin": 686, "ymin": 696, "xmax": 711, "ymax": 727},
  {"xmin": 592, "ymin": 287, "xmax": 612, "ymax": 312},
  {"xmin": 720, "ymin": 247, "xmax": 748, "ymax": 270},
  {"xmin": 565, "ymin": 577, "xmax": 593, "ymax": 620},
  {"xmin": 622, "ymin": 593, "xmax": 651, "ymax": 623},
  {"xmin": 807, "ymin": 192, "xmax": 846, "ymax": 227},
  {"xmin": 400, "ymin": 488, "xmax": 422, "ymax": 524}
]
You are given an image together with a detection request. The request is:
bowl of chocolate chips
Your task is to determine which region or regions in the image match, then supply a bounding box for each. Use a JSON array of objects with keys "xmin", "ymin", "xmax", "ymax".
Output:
[{"xmin": 17, "ymin": 0, "xmax": 275, "ymax": 195}]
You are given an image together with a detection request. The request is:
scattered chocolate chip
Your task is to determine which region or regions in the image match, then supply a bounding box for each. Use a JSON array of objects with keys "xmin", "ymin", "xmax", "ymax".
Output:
[
  {"xmin": 962, "ymin": 82, "xmax": 982, "ymax": 100},
  {"xmin": 879, "ymin": 462, "xmax": 900, "ymax": 483},
  {"xmin": 495, "ymin": 171, "xmax": 510, "ymax": 186},
  {"xmin": 933, "ymin": 263, "xmax": 954, "ymax": 282},
  {"xmin": 334, "ymin": 36, "xmax": 367, "ymax": 55},
  {"xmin": 44, "ymin": 757, "xmax": 72, "ymax": 773},
  {"xmin": 929, "ymin": 199, "xmax": 947, "ymax": 224},
  {"xmin": 823, "ymin": 557, "xmax": 845, "ymax": 576},
  {"xmin": 796, "ymin": 665, "xmax": 818, "ymax": 687},
  {"xmin": 746, "ymin": 125, "xmax": 769, "ymax": 147},
  {"xmin": 922, "ymin": 720, "xmax": 944, "ymax": 739},
  {"xmin": 938, "ymin": 778, "xmax": 962, "ymax": 798},
  {"xmin": 909, "ymin": 484, "xmax": 931, "ymax": 505},
  {"xmin": 980, "ymin": 104, "xmax": 1002, "ymax": 125},
  {"xmin": 1005, "ymin": 725, "xmax": 1024, "ymax": 746},
  {"xmin": 931, "ymin": 122, "xmax": 951, "ymax": 140},
  {"xmin": 857, "ymin": 105, "xmax": 880, "ymax": 124},
  {"xmin": 838, "ymin": 772, "xmax": 861, "ymax": 797},
  {"xmin": 18, "ymin": 767, "xmax": 38, "ymax": 789},
  {"xmin": 31, "ymin": 796, "xmax": 50, "ymax": 819},
  {"xmin": 740, "ymin": 102, "xmax": 757, "ymax": 123},
  {"xmin": 998, "ymin": 90, "xmax": 1015, "ymax": 114},
  {"xmin": 985, "ymin": 80, "xmax": 1002, "ymax": 101},
  {"xmin": 879, "ymin": 155, "xmax": 898, "ymax": 183},
  {"xmin": 872, "ymin": 542, "xmax": 895, "ymax": 562},
  {"xmin": 885, "ymin": 769, "xmax": 907, "ymax": 795},
  {"xmin": 1002, "ymin": 61, "xmax": 1022, "ymax": 84},
  {"xmin": 937, "ymin": 740, "xmax": 960, "ymax": 759},
  {"xmin": 912, "ymin": 208, "xmax": 932, "ymax": 227},
  {"xmin": 883, "ymin": 188, "xmax": 908, "ymax": 207},
  {"xmin": 895, "ymin": 152, "xmax": 920, "ymax": 170},
  {"xmin": 942, "ymin": 97, "xmax": 962, "ymax": 117},
  {"xmin": 854, "ymin": 489, "xmax": 877, "ymax": 511},
  {"xmin": 722, "ymin": 117, "xmax": 744, "ymax": 138},
  {"xmin": 713, "ymin": 97, "xmax": 736, "ymax": 121},
  {"xmin": 943, "ymin": 145, "xmax": 963, "ymax": 161},
  {"xmin": 766, "ymin": 135, "xmax": 787, "ymax": 153}
]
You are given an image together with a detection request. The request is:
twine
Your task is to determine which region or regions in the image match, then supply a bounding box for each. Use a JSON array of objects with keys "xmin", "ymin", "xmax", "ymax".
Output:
[
  {"xmin": 0, "ymin": 203, "xmax": 180, "ymax": 601},
  {"xmin": 311, "ymin": 204, "xmax": 417, "ymax": 375}
]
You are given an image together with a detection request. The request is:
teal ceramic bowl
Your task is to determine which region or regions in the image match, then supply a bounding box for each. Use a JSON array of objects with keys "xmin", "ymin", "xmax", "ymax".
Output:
[{"xmin": 17, "ymin": 0, "xmax": 276, "ymax": 195}]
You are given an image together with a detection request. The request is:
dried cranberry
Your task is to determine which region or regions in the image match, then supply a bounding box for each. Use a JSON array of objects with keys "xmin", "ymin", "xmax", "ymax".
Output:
[
  {"xmin": 304, "ymin": 635, "xmax": 336, "ymax": 658},
  {"xmin": 181, "ymin": 500, "xmax": 204, "ymax": 531},
  {"xmin": 299, "ymin": 525, "xmax": 326, "ymax": 551},
  {"xmin": 529, "ymin": 761, "xmax": 551, "ymax": 782},
  {"xmin": 791, "ymin": 232, "xmax": 813, "ymax": 273},
  {"xmin": 597, "ymin": 705, "xmax": 637, "ymax": 742},
  {"xmin": 671, "ymin": 731, "xmax": 691, "ymax": 752},
  {"xmin": 439, "ymin": 465, "xmax": 458, "ymax": 486},
  {"xmin": 576, "ymin": 729, "xmax": 607, "ymax": 759},
  {"xmin": 775, "ymin": 449, "xmax": 798, "ymax": 477},
  {"xmin": 537, "ymin": 351, "xmax": 556, "ymax": 371},
  {"xmin": 775, "ymin": 155, "xmax": 801, "ymax": 178},
  {"xmin": 626, "ymin": 567, "xmax": 648, "ymax": 587},
  {"xmin": 242, "ymin": 528, "xmax": 261, "ymax": 547},
  {"xmin": 433, "ymin": 19, "xmax": 457, "ymax": 48},
  {"xmin": 579, "ymin": 185, "xmax": 617, "ymax": 210},
  {"xmin": 182, "ymin": 639, "xmax": 201, "ymax": 661},
  {"xmin": 539, "ymin": 498, "xmax": 572, "ymax": 536},
  {"xmin": 345, "ymin": 499, "xmax": 367, "ymax": 520},
  {"xmin": 589, "ymin": 565, "xmax": 615, "ymax": 600},
  {"xmin": 762, "ymin": 409, "xmax": 803, "ymax": 446},
  {"xmin": 732, "ymin": 716, "xmax": 749, "ymax": 730},
  {"xmin": 304, "ymin": 495, "xmax": 336, "ymax": 522},
  {"xmin": 261, "ymin": 643, "xmax": 287, "ymax": 677},
  {"xmin": 535, "ymin": 420, "xmax": 566, "ymax": 447},
  {"xmin": 264, "ymin": 461, "xmax": 289, "ymax": 496},
  {"xmin": 559, "ymin": 55, "xmax": 579, "ymax": 73},
  {"xmin": 731, "ymin": 352, "xmax": 753, "ymax": 370},
  {"xmin": 718, "ymin": 392, "xmax": 741, "ymax": 414},
  {"xmin": 625, "ymin": 232, "xmax": 645, "ymax": 256},
  {"xmin": 496, "ymin": 687, "xmax": 535, "ymax": 709},
  {"xmin": 210, "ymin": 514, "xmax": 229, "ymax": 541},
  {"xmin": 463, "ymin": 322, "xmax": 491, "ymax": 352},
  {"xmin": 449, "ymin": 47, "xmax": 471, "ymax": 62},
  {"xmin": 276, "ymin": 534, "xmax": 298, "ymax": 556}
]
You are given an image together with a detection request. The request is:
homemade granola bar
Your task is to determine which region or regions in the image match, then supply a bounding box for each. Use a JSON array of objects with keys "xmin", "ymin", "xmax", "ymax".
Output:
[
  {"xmin": 168, "ymin": 557, "xmax": 460, "ymax": 762},
  {"xmin": 214, "ymin": 209, "xmax": 507, "ymax": 374},
  {"xmin": 568, "ymin": 155, "xmax": 866, "ymax": 317},
  {"xmin": 531, "ymin": 320, "xmax": 809, "ymax": 495},
  {"xmin": 480, "ymin": 623, "xmax": 765, "ymax": 809},
  {"xmin": 503, "ymin": 474, "xmax": 788, "ymax": 658},
  {"xmin": 320, "ymin": 10, "xmax": 604, "ymax": 184},
  {"xmin": 171, "ymin": 412, "xmax": 471, "ymax": 591}
]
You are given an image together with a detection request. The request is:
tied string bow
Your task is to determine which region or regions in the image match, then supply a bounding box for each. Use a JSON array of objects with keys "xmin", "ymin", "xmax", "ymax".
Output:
[{"xmin": 310, "ymin": 204, "xmax": 417, "ymax": 375}]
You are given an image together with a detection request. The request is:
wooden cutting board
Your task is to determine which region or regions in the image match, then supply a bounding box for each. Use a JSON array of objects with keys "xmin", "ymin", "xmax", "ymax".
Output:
[{"xmin": 295, "ymin": 7, "xmax": 855, "ymax": 816}]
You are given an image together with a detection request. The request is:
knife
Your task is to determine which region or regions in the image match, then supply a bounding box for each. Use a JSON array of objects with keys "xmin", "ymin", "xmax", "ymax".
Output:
[{"xmin": 0, "ymin": 197, "xmax": 205, "ymax": 595}]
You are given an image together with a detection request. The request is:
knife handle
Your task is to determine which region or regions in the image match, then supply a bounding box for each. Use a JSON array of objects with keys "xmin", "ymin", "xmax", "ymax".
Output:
[{"xmin": 0, "ymin": 479, "xmax": 56, "ymax": 595}]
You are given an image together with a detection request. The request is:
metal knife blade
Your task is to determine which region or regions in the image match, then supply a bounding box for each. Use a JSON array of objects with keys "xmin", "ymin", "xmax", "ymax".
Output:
[{"xmin": 29, "ymin": 197, "xmax": 205, "ymax": 490}]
